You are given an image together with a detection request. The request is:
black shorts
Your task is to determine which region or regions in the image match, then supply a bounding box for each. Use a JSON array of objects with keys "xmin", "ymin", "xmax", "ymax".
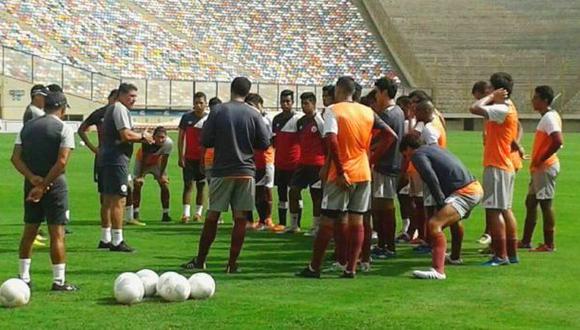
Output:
[
  {"xmin": 290, "ymin": 165, "xmax": 322, "ymax": 189},
  {"xmin": 274, "ymin": 169, "xmax": 295, "ymax": 187},
  {"xmin": 24, "ymin": 176, "xmax": 69, "ymax": 225},
  {"xmin": 183, "ymin": 159, "xmax": 206, "ymax": 182},
  {"xmin": 99, "ymin": 165, "xmax": 129, "ymax": 196},
  {"xmin": 94, "ymin": 157, "xmax": 102, "ymax": 184}
]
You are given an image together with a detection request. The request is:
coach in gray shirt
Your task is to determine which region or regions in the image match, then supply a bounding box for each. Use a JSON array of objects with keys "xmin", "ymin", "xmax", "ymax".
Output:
[
  {"xmin": 99, "ymin": 83, "xmax": 153, "ymax": 252},
  {"xmin": 12, "ymin": 91, "xmax": 77, "ymax": 291},
  {"xmin": 181, "ymin": 77, "xmax": 271, "ymax": 273}
]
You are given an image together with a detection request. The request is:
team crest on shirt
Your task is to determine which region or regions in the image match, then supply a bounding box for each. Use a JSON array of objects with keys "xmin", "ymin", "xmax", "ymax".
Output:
[
  {"xmin": 188, "ymin": 121, "xmax": 193, "ymax": 125},
  {"xmin": 121, "ymin": 184, "xmax": 127, "ymax": 193},
  {"xmin": 311, "ymin": 126, "xmax": 318, "ymax": 133}
]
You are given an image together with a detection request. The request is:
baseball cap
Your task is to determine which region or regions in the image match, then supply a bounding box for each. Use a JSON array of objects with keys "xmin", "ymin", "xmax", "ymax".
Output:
[
  {"xmin": 44, "ymin": 91, "xmax": 69, "ymax": 109},
  {"xmin": 30, "ymin": 84, "xmax": 48, "ymax": 97}
]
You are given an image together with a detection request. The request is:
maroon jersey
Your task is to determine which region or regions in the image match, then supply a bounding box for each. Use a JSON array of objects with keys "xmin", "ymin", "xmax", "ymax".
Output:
[
  {"xmin": 297, "ymin": 114, "xmax": 325, "ymax": 166},
  {"xmin": 179, "ymin": 111, "xmax": 208, "ymax": 161},
  {"xmin": 272, "ymin": 111, "xmax": 301, "ymax": 171}
]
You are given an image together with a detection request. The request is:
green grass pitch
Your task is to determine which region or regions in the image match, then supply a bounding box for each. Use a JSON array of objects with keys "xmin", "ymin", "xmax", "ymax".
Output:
[{"xmin": 0, "ymin": 131, "xmax": 579, "ymax": 329}]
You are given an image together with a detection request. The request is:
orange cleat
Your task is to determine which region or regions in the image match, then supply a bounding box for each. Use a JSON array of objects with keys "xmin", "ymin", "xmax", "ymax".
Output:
[
  {"xmin": 409, "ymin": 238, "xmax": 426, "ymax": 245},
  {"xmin": 529, "ymin": 243, "xmax": 555, "ymax": 252},
  {"xmin": 181, "ymin": 215, "xmax": 190, "ymax": 224},
  {"xmin": 269, "ymin": 224, "xmax": 286, "ymax": 233}
]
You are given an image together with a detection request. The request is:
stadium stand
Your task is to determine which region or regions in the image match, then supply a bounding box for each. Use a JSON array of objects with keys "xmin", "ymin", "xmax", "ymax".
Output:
[
  {"xmin": 360, "ymin": 0, "xmax": 580, "ymax": 115},
  {"xmin": 0, "ymin": 0, "xmax": 395, "ymax": 85}
]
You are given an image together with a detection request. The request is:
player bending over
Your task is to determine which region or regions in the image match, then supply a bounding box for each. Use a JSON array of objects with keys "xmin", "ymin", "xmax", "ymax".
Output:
[
  {"xmin": 133, "ymin": 127, "xmax": 173, "ymax": 222},
  {"xmin": 400, "ymin": 135, "xmax": 483, "ymax": 280}
]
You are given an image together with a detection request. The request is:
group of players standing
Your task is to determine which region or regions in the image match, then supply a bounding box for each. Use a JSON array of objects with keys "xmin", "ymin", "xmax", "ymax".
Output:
[{"xmin": 11, "ymin": 71, "xmax": 563, "ymax": 291}]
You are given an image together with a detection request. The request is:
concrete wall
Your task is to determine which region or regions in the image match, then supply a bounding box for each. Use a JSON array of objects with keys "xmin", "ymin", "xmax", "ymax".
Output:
[
  {"xmin": 0, "ymin": 76, "xmax": 105, "ymax": 121},
  {"xmin": 362, "ymin": 0, "xmax": 580, "ymax": 115}
]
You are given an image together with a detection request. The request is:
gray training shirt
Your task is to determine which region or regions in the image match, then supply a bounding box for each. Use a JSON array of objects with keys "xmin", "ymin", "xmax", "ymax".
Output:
[
  {"xmin": 100, "ymin": 102, "xmax": 133, "ymax": 167},
  {"xmin": 374, "ymin": 105, "xmax": 405, "ymax": 176},
  {"xmin": 15, "ymin": 114, "xmax": 75, "ymax": 177},
  {"xmin": 411, "ymin": 145, "xmax": 475, "ymax": 206},
  {"xmin": 202, "ymin": 101, "xmax": 271, "ymax": 177}
]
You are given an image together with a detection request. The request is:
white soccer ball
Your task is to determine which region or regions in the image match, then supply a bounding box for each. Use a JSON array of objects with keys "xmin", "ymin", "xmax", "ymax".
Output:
[
  {"xmin": 114, "ymin": 272, "xmax": 144, "ymax": 305},
  {"xmin": 188, "ymin": 273, "xmax": 215, "ymax": 300},
  {"xmin": 0, "ymin": 278, "xmax": 31, "ymax": 308},
  {"xmin": 157, "ymin": 272, "xmax": 190, "ymax": 302},
  {"xmin": 136, "ymin": 269, "xmax": 159, "ymax": 297}
]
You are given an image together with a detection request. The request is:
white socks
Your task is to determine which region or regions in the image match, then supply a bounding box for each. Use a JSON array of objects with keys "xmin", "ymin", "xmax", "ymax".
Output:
[
  {"xmin": 125, "ymin": 205, "xmax": 134, "ymax": 221},
  {"xmin": 19, "ymin": 258, "xmax": 31, "ymax": 283},
  {"xmin": 112, "ymin": 229, "xmax": 123, "ymax": 246},
  {"xmin": 195, "ymin": 205, "xmax": 203, "ymax": 217},
  {"xmin": 290, "ymin": 213, "xmax": 299, "ymax": 229},
  {"xmin": 183, "ymin": 204, "xmax": 191, "ymax": 217},
  {"xmin": 163, "ymin": 208, "xmax": 170, "ymax": 215},
  {"xmin": 402, "ymin": 218, "xmax": 410, "ymax": 233},
  {"xmin": 52, "ymin": 264, "xmax": 65, "ymax": 285},
  {"xmin": 298, "ymin": 200, "xmax": 304, "ymax": 209},
  {"xmin": 101, "ymin": 227, "xmax": 112, "ymax": 243},
  {"xmin": 279, "ymin": 201, "xmax": 288, "ymax": 209}
]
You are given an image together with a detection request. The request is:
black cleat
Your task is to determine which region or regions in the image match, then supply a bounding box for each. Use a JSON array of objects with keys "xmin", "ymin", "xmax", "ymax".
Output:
[
  {"xmin": 109, "ymin": 241, "xmax": 135, "ymax": 253},
  {"xmin": 51, "ymin": 282, "xmax": 78, "ymax": 292},
  {"xmin": 295, "ymin": 266, "xmax": 321, "ymax": 279},
  {"xmin": 18, "ymin": 276, "xmax": 31, "ymax": 288},
  {"xmin": 340, "ymin": 271, "xmax": 355, "ymax": 279},
  {"xmin": 97, "ymin": 241, "xmax": 112, "ymax": 249},
  {"xmin": 162, "ymin": 214, "xmax": 172, "ymax": 223},
  {"xmin": 180, "ymin": 258, "xmax": 206, "ymax": 270}
]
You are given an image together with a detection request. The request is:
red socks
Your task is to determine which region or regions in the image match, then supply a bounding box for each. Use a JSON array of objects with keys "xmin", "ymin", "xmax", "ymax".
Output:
[
  {"xmin": 361, "ymin": 217, "xmax": 373, "ymax": 263},
  {"xmin": 431, "ymin": 231, "xmax": 446, "ymax": 274},
  {"xmin": 311, "ymin": 223, "xmax": 334, "ymax": 271},
  {"xmin": 450, "ymin": 223, "xmax": 464, "ymax": 260},
  {"xmin": 334, "ymin": 222, "xmax": 348, "ymax": 265},
  {"xmin": 347, "ymin": 223, "xmax": 364, "ymax": 273}
]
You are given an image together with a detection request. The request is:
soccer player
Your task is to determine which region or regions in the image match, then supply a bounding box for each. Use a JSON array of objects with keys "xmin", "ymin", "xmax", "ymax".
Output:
[
  {"xmin": 470, "ymin": 72, "xmax": 520, "ymax": 266},
  {"xmin": 370, "ymin": 77, "xmax": 405, "ymax": 258},
  {"xmin": 322, "ymin": 85, "xmax": 335, "ymax": 108},
  {"xmin": 22, "ymin": 84, "xmax": 47, "ymax": 124},
  {"xmin": 296, "ymin": 76, "xmax": 396, "ymax": 279},
  {"xmin": 245, "ymin": 93, "xmax": 275, "ymax": 230},
  {"xmin": 399, "ymin": 135, "xmax": 483, "ymax": 280},
  {"xmin": 520, "ymin": 85, "xmax": 563, "ymax": 252},
  {"xmin": 180, "ymin": 77, "xmax": 270, "ymax": 273},
  {"xmin": 100, "ymin": 83, "xmax": 153, "ymax": 252},
  {"xmin": 133, "ymin": 126, "xmax": 173, "ymax": 222},
  {"xmin": 287, "ymin": 92, "xmax": 325, "ymax": 234},
  {"xmin": 11, "ymin": 90, "xmax": 78, "ymax": 291},
  {"xmin": 395, "ymin": 95, "xmax": 414, "ymax": 242},
  {"xmin": 472, "ymin": 81, "xmax": 525, "ymax": 247},
  {"xmin": 178, "ymin": 92, "xmax": 208, "ymax": 223},
  {"xmin": 272, "ymin": 90, "xmax": 302, "ymax": 231}
]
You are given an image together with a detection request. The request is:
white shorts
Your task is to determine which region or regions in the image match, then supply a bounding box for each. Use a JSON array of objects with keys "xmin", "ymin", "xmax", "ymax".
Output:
[
  {"xmin": 482, "ymin": 166, "xmax": 515, "ymax": 210},
  {"xmin": 528, "ymin": 163, "xmax": 559, "ymax": 200},
  {"xmin": 372, "ymin": 170, "xmax": 398, "ymax": 199},
  {"xmin": 446, "ymin": 182, "xmax": 483, "ymax": 219},
  {"xmin": 409, "ymin": 171, "xmax": 423, "ymax": 198},
  {"xmin": 322, "ymin": 181, "xmax": 371, "ymax": 214},
  {"xmin": 256, "ymin": 164, "xmax": 275, "ymax": 188}
]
